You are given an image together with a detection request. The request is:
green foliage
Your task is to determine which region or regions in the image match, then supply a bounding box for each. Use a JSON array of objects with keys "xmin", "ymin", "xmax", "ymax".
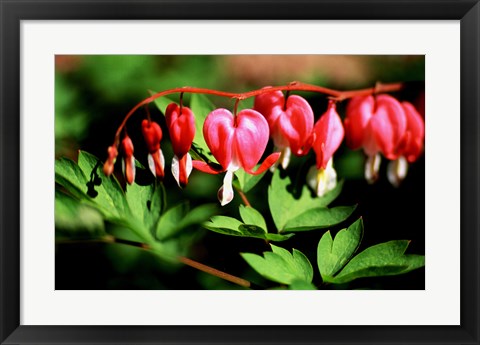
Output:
[
  {"xmin": 283, "ymin": 205, "xmax": 357, "ymax": 232},
  {"xmin": 189, "ymin": 93, "xmax": 217, "ymax": 163},
  {"xmin": 241, "ymin": 244, "xmax": 313, "ymax": 285},
  {"xmin": 317, "ymin": 218, "xmax": 363, "ymax": 281},
  {"xmin": 268, "ymin": 170, "xmax": 351, "ymax": 232},
  {"xmin": 55, "ymin": 191, "xmax": 105, "ymax": 238},
  {"xmin": 156, "ymin": 203, "xmax": 218, "ymax": 241},
  {"xmin": 234, "ymin": 168, "xmax": 267, "ymax": 193},
  {"xmin": 55, "ymin": 151, "xmax": 213, "ymax": 261},
  {"xmin": 328, "ymin": 240, "xmax": 425, "ymax": 284},
  {"xmin": 203, "ymin": 213, "xmax": 293, "ymax": 242},
  {"xmin": 126, "ymin": 181, "xmax": 166, "ymax": 232},
  {"xmin": 238, "ymin": 205, "xmax": 267, "ymax": 232}
]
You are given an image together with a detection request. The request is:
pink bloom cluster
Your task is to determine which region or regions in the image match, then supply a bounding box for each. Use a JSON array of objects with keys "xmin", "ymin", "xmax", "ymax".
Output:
[
  {"xmin": 103, "ymin": 91, "xmax": 424, "ymax": 206},
  {"xmin": 344, "ymin": 94, "xmax": 424, "ymax": 186}
]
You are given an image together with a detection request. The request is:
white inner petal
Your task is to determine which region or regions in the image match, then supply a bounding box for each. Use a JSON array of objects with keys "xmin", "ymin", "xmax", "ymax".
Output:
[
  {"xmin": 171, "ymin": 155, "xmax": 180, "ymax": 187},
  {"xmin": 219, "ymin": 170, "xmax": 235, "ymax": 206},
  {"xmin": 148, "ymin": 153, "xmax": 156, "ymax": 176},
  {"xmin": 365, "ymin": 153, "xmax": 381, "ymax": 184},
  {"xmin": 306, "ymin": 158, "xmax": 338, "ymax": 197},
  {"xmin": 387, "ymin": 156, "xmax": 408, "ymax": 187}
]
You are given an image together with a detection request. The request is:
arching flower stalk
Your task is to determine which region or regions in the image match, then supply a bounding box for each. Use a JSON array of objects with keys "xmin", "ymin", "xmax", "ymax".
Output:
[
  {"xmin": 254, "ymin": 90, "xmax": 314, "ymax": 169},
  {"xmin": 193, "ymin": 108, "xmax": 280, "ymax": 206},
  {"xmin": 165, "ymin": 103, "xmax": 196, "ymax": 188},
  {"xmin": 307, "ymin": 101, "xmax": 345, "ymax": 197},
  {"xmin": 141, "ymin": 119, "xmax": 165, "ymax": 179}
]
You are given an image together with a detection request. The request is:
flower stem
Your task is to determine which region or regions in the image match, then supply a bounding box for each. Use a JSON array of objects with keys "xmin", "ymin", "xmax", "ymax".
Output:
[
  {"xmin": 113, "ymin": 81, "xmax": 403, "ymax": 144},
  {"xmin": 56, "ymin": 235, "xmax": 252, "ymax": 289},
  {"xmin": 235, "ymin": 187, "xmax": 252, "ymax": 207}
]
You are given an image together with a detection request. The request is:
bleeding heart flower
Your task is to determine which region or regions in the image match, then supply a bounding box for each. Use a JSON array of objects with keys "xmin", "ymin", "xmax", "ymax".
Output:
[
  {"xmin": 387, "ymin": 101, "xmax": 425, "ymax": 187},
  {"xmin": 103, "ymin": 145, "xmax": 118, "ymax": 176},
  {"xmin": 254, "ymin": 90, "xmax": 314, "ymax": 168},
  {"xmin": 307, "ymin": 101, "xmax": 344, "ymax": 197},
  {"xmin": 344, "ymin": 94, "xmax": 407, "ymax": 183},
  {"xmin": 165, "ymin": 103, "xmax": 196, "ymax": 188},
  {"xmin": 193, "ymin": 108, "xmax": 280, "ymax": 205},
  {"xmin": 141, "ymin": 119, "xmax": 165, "ymax": 179},
  {"xmin": 120, "ymin": 135, "xmax": 135, "ymax": 185}
]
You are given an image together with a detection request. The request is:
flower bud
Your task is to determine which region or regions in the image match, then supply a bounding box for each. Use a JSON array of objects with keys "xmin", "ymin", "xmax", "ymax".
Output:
[{"xmin": 103, "ymin": 145, "xmax": 118, "ymax": 176}]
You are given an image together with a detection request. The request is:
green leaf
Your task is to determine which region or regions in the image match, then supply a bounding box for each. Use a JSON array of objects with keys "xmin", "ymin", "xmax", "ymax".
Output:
[
  {"xmin": 55, "ymin": 191, "xmax": 105, "ymax": 237},
  {"xmin": 151, "ymin": 93, "xmax": 177, "ymax": 115},
  {"xmin": 241, "ymin": 244, "xmax": 313, "ymax": 285},
  {"xmin": 265, "ymin": 233, "xmax": 295, "ymax": 242},
  {"xmin": 239, "ymin": 205, "xmax": 267, "ymax": 232},
  {"xmin": 203, "ymin": 214, "xmax": 293, "ymax": 242},
  {"xmin": 76, "ymin": 150, "xmax": 129, "ymax": 220},
  {"xmin": 189, "ymin": 93, "xmax": 217, "ymax": 163},
  {"xmin": 282, "ymin": 205, "xmax": 356, "ymax": 232},
  {"xmin": 328, "ymin": 240, "xmax": 425, "ymax": 284},
  {"xmin": 55, "ymin": 157, "xmax": 89, "ymax": 198},
  {"xmin": 268, "ymin": 169, "xmax": 345, "ymax": 232},
  {"xmin": 156, "ymin": 203, "xmax": 218, "ymax": 241},
  {"xmin": 126, "ymin": 181, "xmax": 165, "ymax": 232},
  {"xmin": 235, "ymin": 168, "xmax": 267, "ymax": 193},
  {"xmin": 288, "ymin": 280, "xmax": 317, "ymax": 290},
  {"xmin": 317, "ymin": 218, "xmax": 363, "ymax": 281},
  {"xmin": 156, "ymin": 202, "xmax": 189, "ymax": 240}
]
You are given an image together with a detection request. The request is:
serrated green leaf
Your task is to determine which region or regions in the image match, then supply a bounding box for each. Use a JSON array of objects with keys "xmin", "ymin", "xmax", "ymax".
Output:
[
  {"xmin": 76, "ymin": 150, "xmax": 129, "ymax": 219},
  {"xmin": 268, "ymin": 169, "xmax": 345, "ymax": 231},
  {"xmin": 156, "ymin": 202, "xmax": 189, "ymax": 240},
  {"xmin": 179, "ymin": 203, "xmax": 219, "ymax": 229},
  {"xmin": 317, "ymin": 218, "xmax": 363, "ymax": 281},
  {"xmin": 282, "ymin": 205, "xmax": 356, "ymax": 232},
  {"xmin": 55, "ymin": 191, "xmax": 105, "ymax": 237},
  {"xmin": 55, "ymin": 158, "xmax": 89, "ymax": 198},
  {"xmin": 203, "ymin": 214, "xmax": 293, "ymax": 241},
  {"xmin": 126, "ymin": 181, "xmax": 165, "ymax": 232},
  {"xmin": 235, "ymin": 168, "xmax": 267, "ymax": 193},
  {"xmin": 189, "ymin": 93, "xmax": 217, "ymax": 163},
  {"xmin": 328, "ymin": 240, "xmax": 425, "ymax": 284},
  {"xmin": 241, "ymin": 245, "xmax": 313, "ymax": 285},
  {"xmin": 156, "ymin": 203, "xmax": 218, "ymax": 241},
  {"xmin": 239, "ymin": 205, "xmax": 267, "ymax": 232}
]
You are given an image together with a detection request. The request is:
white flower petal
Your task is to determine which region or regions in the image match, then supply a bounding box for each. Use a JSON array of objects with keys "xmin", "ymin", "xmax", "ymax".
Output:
[
  {"xmin": 387, "ymin": 156, "xmax": 408, "ymax": 187},
  {"xmin": 218, "ymin": 170, "xmax": 235, "ymax": 206},
  {"xmin": 365, "ymin": 153, "xmax": 381, "ymax": 184}
]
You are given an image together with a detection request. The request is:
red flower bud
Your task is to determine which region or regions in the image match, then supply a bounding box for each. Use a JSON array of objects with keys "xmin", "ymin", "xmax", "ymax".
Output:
[
  {"xmin": 165, "ymin": 103, "xmax": 196, "ymax": 187},
  {"xmin": 141, "ymin": 119, "xmax": 165, "ymax": 179},
  {"xmin": 103, "ymin": 145, "xmax": 118, "ymax": 176},
  {"xmin": 312, "ymin": 101, "xmax": 344, "ymax": 170},
  {"xmin": 120, "ymin": 135, "xmax": 135, "ymax": 185}
]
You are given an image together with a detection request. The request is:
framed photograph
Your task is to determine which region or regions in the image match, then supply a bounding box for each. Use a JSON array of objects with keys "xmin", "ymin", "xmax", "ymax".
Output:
[{"xmin": 1, "ymin": 1, "xmax": 479, "ymax": 344}]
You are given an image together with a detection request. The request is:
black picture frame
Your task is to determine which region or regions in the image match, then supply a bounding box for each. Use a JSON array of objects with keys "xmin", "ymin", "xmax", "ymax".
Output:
[{"xmin": 1, "ymin": 1, "xmax": 479, "ymax": 344}]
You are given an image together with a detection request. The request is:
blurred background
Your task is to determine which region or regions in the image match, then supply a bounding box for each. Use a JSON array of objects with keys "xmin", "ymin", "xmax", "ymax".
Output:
[{"xmin": 55, "ymin": 55, "xmax": 425, "ymax": 290}]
